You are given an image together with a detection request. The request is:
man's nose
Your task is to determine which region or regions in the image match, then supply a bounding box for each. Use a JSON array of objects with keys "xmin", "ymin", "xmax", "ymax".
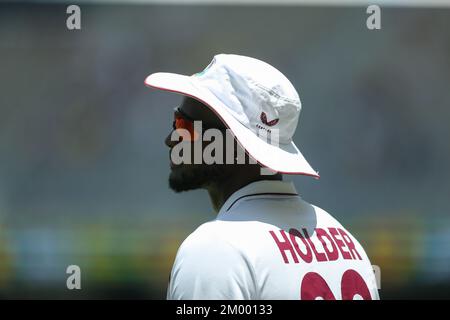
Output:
[{"xmin": 165, "ymin": 131, "xmax": 177, "ymax": 148}]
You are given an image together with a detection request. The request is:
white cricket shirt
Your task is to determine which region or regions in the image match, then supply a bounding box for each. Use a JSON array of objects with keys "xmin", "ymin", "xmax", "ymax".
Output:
[{"xmin": 167, "ymin": 180, "xmax": 380, "ymax": 300}]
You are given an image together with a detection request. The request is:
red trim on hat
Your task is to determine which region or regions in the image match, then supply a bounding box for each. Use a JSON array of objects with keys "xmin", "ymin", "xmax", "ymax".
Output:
[{"xmin": 144, "ymin": 80, "xmax": 320, "ymax": 179}]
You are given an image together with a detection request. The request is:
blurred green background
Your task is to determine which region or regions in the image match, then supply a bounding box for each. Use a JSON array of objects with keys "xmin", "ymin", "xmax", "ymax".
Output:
[{"xmin": 0, "ymin": 2, "xmax": 449, "ymax": 299}]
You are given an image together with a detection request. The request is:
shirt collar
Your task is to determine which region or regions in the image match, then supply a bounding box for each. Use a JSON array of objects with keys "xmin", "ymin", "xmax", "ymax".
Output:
[{"xmin": 217, "ymin": 180, "xmax": 299, "ymax": 216}]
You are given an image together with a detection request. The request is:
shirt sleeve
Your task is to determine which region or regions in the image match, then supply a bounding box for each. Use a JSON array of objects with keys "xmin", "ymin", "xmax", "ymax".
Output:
[{"xmin": 167, "ymin": 226, "xmax": 256, "ymax": 300}]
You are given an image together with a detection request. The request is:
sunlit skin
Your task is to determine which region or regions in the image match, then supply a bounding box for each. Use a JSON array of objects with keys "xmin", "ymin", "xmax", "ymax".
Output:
[{"xmin": 165, "ymin": 96, "xmax": 282, "ymax": 212}]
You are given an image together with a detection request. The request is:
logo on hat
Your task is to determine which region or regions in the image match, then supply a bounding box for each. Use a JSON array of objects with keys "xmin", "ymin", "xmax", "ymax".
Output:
[
  {"xmin": 260, "ymin": 112, "xmax": 279, "ymax": 127},
  {"xmin": 194, "ymin": 58, "xmax": 216, "ymax": 77}
]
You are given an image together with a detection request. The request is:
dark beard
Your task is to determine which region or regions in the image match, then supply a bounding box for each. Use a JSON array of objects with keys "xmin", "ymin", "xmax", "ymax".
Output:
[{"xmin": 169, "ymin": 164, "xmax": 229, "ymax": 192}]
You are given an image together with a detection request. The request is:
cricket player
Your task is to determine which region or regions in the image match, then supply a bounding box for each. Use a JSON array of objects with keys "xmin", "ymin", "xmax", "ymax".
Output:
[{"xmin": 144, "ymin": 54, "xmax": 379, "ymax": 300}]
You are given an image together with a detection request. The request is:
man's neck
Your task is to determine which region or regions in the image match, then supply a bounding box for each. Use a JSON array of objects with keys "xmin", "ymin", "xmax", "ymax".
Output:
[{"xmin": 206, "ymin": 172, "xmax": 282, "ymax": 213}]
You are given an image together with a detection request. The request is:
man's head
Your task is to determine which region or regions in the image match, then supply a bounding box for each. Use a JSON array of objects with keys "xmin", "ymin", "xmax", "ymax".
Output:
[
  {"xmin": 165, "ymin": 96, "xmax": 274, "ymax": 192},
  {"xmin": 147, "ymin": 54, "xmax": 319, "ymax": 190}
]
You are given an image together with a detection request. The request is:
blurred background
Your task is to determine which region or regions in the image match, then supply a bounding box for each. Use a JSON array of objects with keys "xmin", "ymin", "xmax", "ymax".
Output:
[{"xmin": 0, "ymin": 0, "xmax": 449, "ymax": 299}]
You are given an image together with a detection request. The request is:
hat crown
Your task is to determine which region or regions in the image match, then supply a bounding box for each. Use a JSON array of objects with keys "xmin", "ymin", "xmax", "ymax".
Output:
[{"xmin": 192, "ymin": 54, "xmax": 302, "ymax": 143}]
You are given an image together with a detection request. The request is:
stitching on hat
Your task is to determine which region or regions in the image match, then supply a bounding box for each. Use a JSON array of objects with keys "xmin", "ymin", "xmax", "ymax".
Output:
[{"xmin": 250, "ymin": 81, "xmax": 299, "ymax": 105}]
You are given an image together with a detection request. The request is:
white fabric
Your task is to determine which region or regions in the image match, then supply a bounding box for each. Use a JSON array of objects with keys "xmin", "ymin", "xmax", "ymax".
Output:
[
  {"xmin": 167, "ymin": 180, "xmax": 380, "ymax": 300},
  {"xmin": 145, "ymin": 54, "xmax": 319, "ymax": 177}
]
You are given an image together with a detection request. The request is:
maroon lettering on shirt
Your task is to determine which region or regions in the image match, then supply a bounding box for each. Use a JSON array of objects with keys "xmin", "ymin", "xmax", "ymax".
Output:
[
  {"xmin": 316, "ymin": 228, "xmax": 339, "ymax": 261},
  {"xmin": 328, "ymin": 227, "xmax": 353, "ymax": 260},
  {"xmin": 338, "ymin": 228, "xmax": 362, "ymax": 260},
  {"xmin": 289, "ymin": 228, "xmax": 313, "ymax": 263},
  {"xmin": 302, "ymin": 228, "xmax": 328, "ymax": 262},
  {"xmin": 269, "ymin": 230, "xmax": 299, "ymax": 264},
  {"xmin": 269, "ymin": 227, "xmax": 363, "ymax": 264}
]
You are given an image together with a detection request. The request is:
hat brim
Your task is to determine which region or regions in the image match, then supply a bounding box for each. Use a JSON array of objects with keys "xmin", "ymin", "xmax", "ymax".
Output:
[{"xmin": 145, "ymin": 72, "xmax": 319, "ymax": 178}]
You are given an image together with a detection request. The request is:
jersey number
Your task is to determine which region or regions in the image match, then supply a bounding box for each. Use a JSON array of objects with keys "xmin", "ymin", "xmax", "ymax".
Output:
[{"xmin": 300, "ymin": 269, "xmax": 372, "ymax": 300}]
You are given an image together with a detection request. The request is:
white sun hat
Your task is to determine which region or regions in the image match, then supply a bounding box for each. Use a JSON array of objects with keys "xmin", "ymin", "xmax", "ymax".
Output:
[{"xmin": 144, "ymin": 54, "xmax": 319, "ymax": 178}]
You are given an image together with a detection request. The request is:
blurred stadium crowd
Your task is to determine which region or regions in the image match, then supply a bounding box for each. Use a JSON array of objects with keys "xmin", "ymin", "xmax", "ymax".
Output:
[{"xmin": 0, "ymin": 3, "xmax": 449, "ymax": 298}]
